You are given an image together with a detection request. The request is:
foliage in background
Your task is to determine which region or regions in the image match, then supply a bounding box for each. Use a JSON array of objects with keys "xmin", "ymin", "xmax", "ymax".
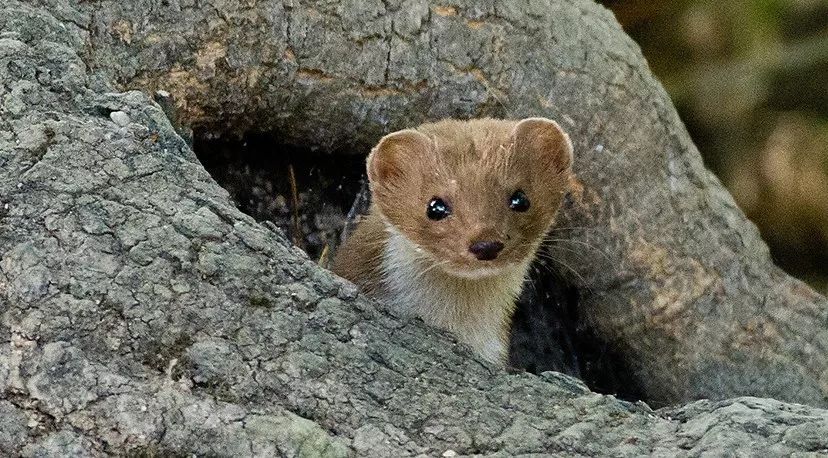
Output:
[{"xmin": 601, "ymin": 0, "xmax": 828, "ymax": 292}]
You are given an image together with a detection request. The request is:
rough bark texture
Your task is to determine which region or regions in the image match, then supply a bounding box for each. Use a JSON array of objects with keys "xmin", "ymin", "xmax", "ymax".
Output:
[{"xmin": 1, "ymin": 0, "xmax": 828, "ymax": 456}]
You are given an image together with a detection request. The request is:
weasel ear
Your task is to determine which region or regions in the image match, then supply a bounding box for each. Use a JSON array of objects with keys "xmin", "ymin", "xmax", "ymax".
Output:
[
  {"xmin": 367, "ymin": 129, "xmax": 433, "ymax": 185},
  {"xmin": 511, "ymin": 117, "xmax": 573, "ymax": 175}
]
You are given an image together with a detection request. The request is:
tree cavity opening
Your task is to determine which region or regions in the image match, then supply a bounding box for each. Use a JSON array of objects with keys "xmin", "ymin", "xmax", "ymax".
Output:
[
  {"xmin": 193, "ymin": 129, "xmax": 366, "ymax": 264},
  {"xmin": 192, "ymin": 128, "xmax": 644, "ymax": 403}
]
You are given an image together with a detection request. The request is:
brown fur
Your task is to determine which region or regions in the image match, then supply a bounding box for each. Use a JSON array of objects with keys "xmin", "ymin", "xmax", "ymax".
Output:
[
  {"xmin": 333, "ymin": 209, "xmax": 386, "ymax": 295},
  {"xmin": 333, "ymin": 117, "xmax": 573, "ymax": 362}
]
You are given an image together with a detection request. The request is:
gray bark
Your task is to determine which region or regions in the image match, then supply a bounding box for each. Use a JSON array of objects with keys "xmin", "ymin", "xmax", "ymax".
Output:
[{"xmin": 1, "ymin": 0, "xmax": 827, "ymax": 455}]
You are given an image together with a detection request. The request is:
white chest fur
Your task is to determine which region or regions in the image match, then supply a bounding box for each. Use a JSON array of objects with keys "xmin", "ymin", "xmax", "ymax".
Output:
[{"xmin": 379, "ymin": 228, "xmax": 529, "ymax": 363}]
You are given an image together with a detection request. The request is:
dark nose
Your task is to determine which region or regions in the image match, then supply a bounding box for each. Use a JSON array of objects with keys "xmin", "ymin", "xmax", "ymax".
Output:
[{"xmin": 469, "ymin": 240, "xmax": 504, "ymax": 261}]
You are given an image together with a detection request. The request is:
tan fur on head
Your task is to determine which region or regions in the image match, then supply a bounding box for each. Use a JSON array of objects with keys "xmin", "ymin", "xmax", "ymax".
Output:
[
  {"xmin": 366, "ymin": 117, "xmax": 572, "ymax": 278},
  {"xmin": 334, "ymin": 117, "xmax": 574, "ymax": 364},
  {"xmin": 511, "ymin": 117, "xmax": 573, "ymax": 175},
  {"xmin": 367, "ymin": 129, "xmax": 434, "ymax": 184}
]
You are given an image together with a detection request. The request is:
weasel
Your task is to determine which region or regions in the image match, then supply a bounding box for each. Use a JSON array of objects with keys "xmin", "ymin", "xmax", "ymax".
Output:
[{"xmin": 333, "ymin": 118, "xmax": 573, "ymax": 364}]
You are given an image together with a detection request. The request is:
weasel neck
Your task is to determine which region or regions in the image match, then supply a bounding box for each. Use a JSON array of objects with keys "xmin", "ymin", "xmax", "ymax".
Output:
[{"xmin": 379, "ymin": 226, "xmax": 530, "ymax": 363}]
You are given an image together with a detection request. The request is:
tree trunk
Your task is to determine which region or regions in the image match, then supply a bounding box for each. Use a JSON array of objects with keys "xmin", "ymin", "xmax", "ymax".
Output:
[{"xmin": 1, "ymin": 0, "xmax": 827, "ymax": 455}]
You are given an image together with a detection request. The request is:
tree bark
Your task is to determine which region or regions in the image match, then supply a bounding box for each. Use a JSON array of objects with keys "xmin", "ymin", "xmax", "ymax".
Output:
[{"xmin": 1, "ymin": 0, "xmax": 827, "ymax": 455}]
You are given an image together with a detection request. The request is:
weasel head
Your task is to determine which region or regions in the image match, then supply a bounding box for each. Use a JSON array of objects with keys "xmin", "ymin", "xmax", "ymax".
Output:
[{"xmin": 367, "ymin": 117, "xmax": 574, "ymax": 279}]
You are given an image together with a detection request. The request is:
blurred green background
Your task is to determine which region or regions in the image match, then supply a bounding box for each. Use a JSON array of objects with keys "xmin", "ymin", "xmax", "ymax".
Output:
[{"xmin": 600, "ymin": 0, "xmax": 828, "ymax": 293}]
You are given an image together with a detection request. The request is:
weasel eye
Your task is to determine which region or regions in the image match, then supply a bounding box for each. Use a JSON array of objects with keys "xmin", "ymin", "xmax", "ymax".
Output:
[
  {"xmin": 509, "ymin": 190, "xmax": 530, "ymax": 212},
  {"xmin": 427, "ymin": 197, "xmax": 451, "ymax": 220}
]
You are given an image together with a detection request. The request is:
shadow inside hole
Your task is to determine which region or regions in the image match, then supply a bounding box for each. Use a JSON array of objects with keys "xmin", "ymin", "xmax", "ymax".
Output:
[
  {"xmin": 193, "ymin": 129, "xmax": 644, "ymax": 402},
  {"xmin": 193, "ymin": 130, "xmax": 366, "ymax": 262},
  {"xmin": 509, "ymin": 251, "xmax": 645, "ymax": 402}
]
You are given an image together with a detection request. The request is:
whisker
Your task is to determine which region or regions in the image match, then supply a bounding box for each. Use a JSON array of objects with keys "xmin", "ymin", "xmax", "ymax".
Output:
[
  {"xmin": 546, "ymin": 225, "xmax": 595, "ymax": 233},
  {"xmin": 415, "ymin": 259, "xmax": 450, "ymax": 278},
  {"xmin": 540, "ymin": 243, "xmax": 588, "ymax": 259},
  {"xmin": 541, "ymin": 238, "xmax": 615, "ymax": 265},
  {"xmin": 529, "ymin": 259, "xmax": 578, "ymax": 290},
  {"xmin": 533, "ymin": 252, "xmax": 593, "ymax": 293}
]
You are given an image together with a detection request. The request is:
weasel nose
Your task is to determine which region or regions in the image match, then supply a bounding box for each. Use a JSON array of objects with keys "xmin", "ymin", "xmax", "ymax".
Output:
[{"xmin": 469, "ymin": 240, "xmax": 504, "ymax": 261}]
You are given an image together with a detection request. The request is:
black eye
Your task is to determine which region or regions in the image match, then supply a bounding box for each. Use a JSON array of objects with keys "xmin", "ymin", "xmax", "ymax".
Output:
[
  {"xmin": 509, "ymin": 190, "xmax": 530, "ymax": 212},
  {"xmin": 427, "ymin": 197, "xmax": 451, "ymax": 220}
]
